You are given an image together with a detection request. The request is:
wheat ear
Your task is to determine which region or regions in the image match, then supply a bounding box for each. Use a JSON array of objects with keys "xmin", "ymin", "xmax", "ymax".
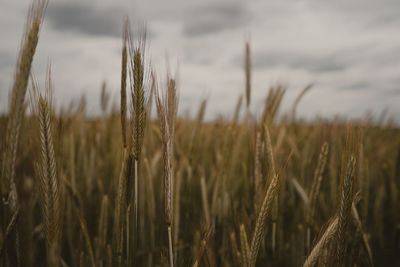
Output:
[
  {"xmin": 1, "ymin": 0, "xmax": 47, "ymax": 210},
  {"xmin": 303, "ymin": 217, "xmax": 338, "ymax": 267},
  {"xmin": 307, "ymin": 142, "xmax": 329, "ymax": 251},
  {"xmin": 128, "ymin": 28, "xmax": 146, "ymax": 162},
  {"xmin": 120, "ymin": 18, "xmax": 128, "ymax": 148},
  {"xmin": 35, "ymin": 71, "xmax": 63, "ymax": 266},
  {"xmin": 155, "ymin": 76, "xmax": 175, "ymax": 267},
  {"xmin": 291, "ymin": 83, "xmax": 313, "ymax": 121},
  {"xmin": 335, "ymin": 155, "xmax": 356, "ymax": 265},
  {"xmin": 192, "ymin": 227, "xmax": 213, "ymax": 267},
  {"xmin": 249, "ymin": 124, "xmax": 278, "ymax": 267},
  {"xmin": 127, "ymin": 25, "xmax": 147, "ymax": 265}
]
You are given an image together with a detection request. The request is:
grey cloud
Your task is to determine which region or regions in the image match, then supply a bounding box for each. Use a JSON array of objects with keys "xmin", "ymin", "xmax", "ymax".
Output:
[
  {"xmin": 369, "ymin": 13, "xmax": 400, "ymax": 27},
  {"xmin": 303, "ymin": 60, "xmax": 345, "ymax": 73},
  {"xmin": 46, "ymin": 2, "xmax": 123, "ymax": 37},
  {"xmin": 365, "ymin": 45, "xmax": 400, "ymax": 67},
  {"xmin": 312, "ymin": 0, "xmax": 400, "ymax": 24},
  {"xmin": 182, "ymin": 2, "xmax": 251, "ymax": 37},
  {"xmin": 246, "ymin": 51, "xmax": 347, "ymax": 73},
  {"xmin": 0, "ymin": 52, "xmax": 13, "ymax": 71},
  {"xmin": 382, "ymin": 78, "xmax": 400, "ymax": 96},
  {"xmin": 335, "ymin": 81, "xmax": 374, "ymax": 94},
  {"xmin": 347, "ymin": 81, "xmax": 370, "ymax": 90},
  {"xmin": 237, "ymin": 42, "xmax": 394, "ymax": 75},
  {"xmin": 386, "ymin": 87, "xmax": 400, "ymax": 96},
  {"xmin": 337, "ymin": 78, "xmax": 400, "ymax": 96}
]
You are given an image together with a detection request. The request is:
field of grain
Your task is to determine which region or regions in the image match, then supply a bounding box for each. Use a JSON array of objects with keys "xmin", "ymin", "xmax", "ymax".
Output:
[{"xmin": 1, "ymin": 1, "xmax": 399, "ymax": 266}]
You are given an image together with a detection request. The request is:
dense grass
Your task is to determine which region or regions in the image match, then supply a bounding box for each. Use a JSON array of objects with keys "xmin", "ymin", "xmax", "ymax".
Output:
[{"xmin": 1, "ymin": 1, "xmax": 399, "ymax": 266}]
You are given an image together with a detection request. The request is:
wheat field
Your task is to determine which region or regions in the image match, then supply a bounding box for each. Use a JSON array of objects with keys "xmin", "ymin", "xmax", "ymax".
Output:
[{"xmin": 0, "ymin": 1, "xmax": 399, "ymax": 266}]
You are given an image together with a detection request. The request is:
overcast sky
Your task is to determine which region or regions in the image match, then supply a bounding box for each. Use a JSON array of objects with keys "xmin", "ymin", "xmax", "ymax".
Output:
[{"xmin": 1, "ymin": 0, "xmax": 400, "ymax": 122}]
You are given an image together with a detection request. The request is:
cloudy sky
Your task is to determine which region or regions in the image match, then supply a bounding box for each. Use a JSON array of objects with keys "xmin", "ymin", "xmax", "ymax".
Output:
[{"xmin": 1, "ymin": 0, "xmax": 400, "ymax": 122}]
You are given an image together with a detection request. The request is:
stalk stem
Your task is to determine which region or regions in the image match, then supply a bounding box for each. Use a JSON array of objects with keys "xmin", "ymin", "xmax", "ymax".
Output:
[
  {"xmin": 168, "ymin": 225, "xmax": 174, "ymax": 267},
  {"xmin": 134, "ymin": 159, "xmax": 138, "ymax": 265}
]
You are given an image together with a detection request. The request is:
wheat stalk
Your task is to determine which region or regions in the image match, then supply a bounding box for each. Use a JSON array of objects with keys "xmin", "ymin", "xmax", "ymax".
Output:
[
  {"xmin": 307, "ymin": 142, "xmax": 329, "ymax": 251},
  {"xmin": 128, "ymin": 29, "xmax": 146, "ymax": 162},
  {"xmin": 291, "ymin": 83, "xmax": 313, "ymax": 121},
  {"xmin": 200, "ymin": 175, "xmax": 210, "ymax": 226},
  {"xmin": 303, "ymin": 217, "xmax": 338, "ymax": 267},
  {"xmin": 126, "ymin": 25, "xmax": 147, "ymax": 265},
  {"xmin": 77, "ymin": 211, "xmax": 95, "ymax": 267},
  {"xmin": 188, "ymin": 99, "xmax": 207, "ymax": 163},
  {"xmin": 240, "ymin": 224, "xmax": 251, "ymax": 267},
  {"xmin": 249, "ymin": 124, "xmax": 279, "ymax": 267},
  {"xmin": 155, "ymin": 74, "xmax": 178, "ymax": 267},
  {"xmin": 308, "ymin": 142, "xmax": 329, "ymax": 217},
  {"xmin": 254, "ymin": 130, "xmax": 262, "ymax": 211},
  {"xmin": 0, "ymin": 207, "xmax": 20, "ymax": 261},
  {"xmin": 35, "ymin": 70, "xmax": 63, "ymax": 266},
  {"xmin": 264, "ymin": 123, "xmax": 278, "ymax": 257},
  {"xmin": 230, "ymin": 232, "xmax": 241, "ymax": 264},
  {"xmin": 245, "ymin": 42, "xmax": 251, "ymax": 109},
  {"xmin": 1, "ymin": 0, "xmax": 47, "ymax": 210},
  {"xmin": 96, "ymin": 195, "xmax": 109, "ymax": 266},
  {"xmin": 335, "ymin": 155, "xmax": 356, "ymax": 265},
  {"xmin": 351, "ymin": 203, "xmax": 374, "ymax": 267},
  {"xmin": 120, "ymin": 18, "xmax": 128, "ymax": 148},
  {"xmin": 173, "ymin": 163, "xmax": 183, "ymax": 264},
  {"xmin": 112, "ymin": 18, "xmax": 129, "ymax": 266},
  {"xmin": 167, "ymin": 78, "xmax": 178, "ymax": 142},
  {"xmin": 100, "ymin": 82, "xmax": 109, "ymax": 114},
  {"xmin": 113, "ymin": 148, "xmax": 127, "ymax": 266},
  {"xmin": 261, "ymin": 86, "xmax": 285, "ymax": 126}
]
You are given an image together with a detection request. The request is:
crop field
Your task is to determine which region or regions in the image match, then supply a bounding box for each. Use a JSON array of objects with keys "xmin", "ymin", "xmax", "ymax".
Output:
[{"xmin": 0, "ymin": 1, "xmax": 399, "ymax": 266}]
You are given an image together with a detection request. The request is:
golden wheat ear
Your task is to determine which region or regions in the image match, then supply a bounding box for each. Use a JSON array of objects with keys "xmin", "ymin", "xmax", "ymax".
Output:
[
  {"xmin": 120, "ymin": 17, "xmax": 129, "ymax": 149},
  {"xmin": 112, "ymin": 18, "xmax": 130, "ymax": 267},
  {"xmin": 334, "ymin": 155, "xmax": 356, "ymax": 265},
  {"xmin": 239, "ymin": 224, "xmax": 251, "ymax": 266},
  {"xmin": 155, "ymin": 71, "xmax": 179, "ymax": 267},
  {"xmin": 248, "ymin": 123, "xmax": 278, "ymax": 267},
  {"xmin": 307, "ymin": 142, "xmax": 329, "ymax": 251},
  {"xmin": 303, "ymin": 216, "xmax": 339, "ymax": 267},
  {"xmin": 167, "ymin": 77, "xmax": 178, "ymax": 142},
  {"xmin": 33, "ymin": 67, "xmax": 63, "ymax": 266},
  {"xmin": 192, "ymin": 226, "xmax": 213, "ymax": 267},
  {"xmin": 1, "ymin": 0, "xmax": 47, "ymax": 210},
  {"xmin": 154, "ymin": 80, "xmax": 172, "ymax": 226},
  {"xmin": 125, "ymin": 23, "xmax": 149, "ymax": 266},
  {"xmin": 127, "ymin": 24, "xmax": 147, "ymax": 161}
]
